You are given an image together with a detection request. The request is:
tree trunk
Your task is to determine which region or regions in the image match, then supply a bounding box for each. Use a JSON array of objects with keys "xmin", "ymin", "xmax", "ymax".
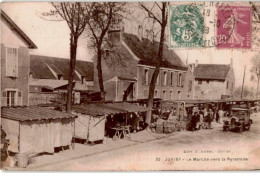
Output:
[
  {"xmin": 97, "ymin": 44, "xmax": 105, "ymax": 101},
  {"xmin": 66, "ymin": 34, "xmax": 78, "ymax": 113},
  {"xmin": 145, "ymin": 4, "xmax": 167, "ymax": 126}
]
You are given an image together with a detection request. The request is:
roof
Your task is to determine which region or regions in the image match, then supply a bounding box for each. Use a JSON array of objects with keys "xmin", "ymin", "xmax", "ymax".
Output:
[
  {"xmin": 29, "ymin": 79, "xmax": 74, "ymax": 90},
  {"xmin": 122, "ymin": 33, "xmax": 187, "ymax": 70},
  {"xmin": 117, "ymin": 76, "xmax": 137, "ymax": 82},
  {"xmin": 1, "ymin": 10, "xmax": 37, "ymax": 49},
  {"xmin": 1, "ymin": 106, "xmax": 77, "ymax": 122},
  {"xmin": 231, "ymin": 108, "xmax": 249, "ymax": 111},
  {"xmin": 72, "ymin": 102, "xmax": 151, "ymax": 116},
  {"xmin": 193, "ymin": 64, "xmax": 231, "ymax": 80},
  {"xmin": 30, "ymin": 55, "xmax": 94, "ymax": 81},
  {"xmin": 163, "ymin": 98, "xmax": 260, "ymax": 105}
]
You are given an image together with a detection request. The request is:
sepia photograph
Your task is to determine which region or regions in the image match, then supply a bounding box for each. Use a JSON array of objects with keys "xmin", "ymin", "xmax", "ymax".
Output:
[{"xmin": 0, "ymin": 1, "xmax": 260, "ymax": 171}]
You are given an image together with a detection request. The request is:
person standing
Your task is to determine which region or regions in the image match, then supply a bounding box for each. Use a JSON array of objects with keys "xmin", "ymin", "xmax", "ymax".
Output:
[
  {"xmin": 208, "ymin": 108, "xmax": 214, "ymax": 129},
  {"xmin": 218, "ymin": 109, "xmax": 224, "ymax": 124}
]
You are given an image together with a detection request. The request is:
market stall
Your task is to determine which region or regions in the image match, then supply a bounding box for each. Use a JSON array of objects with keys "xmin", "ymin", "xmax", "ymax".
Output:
[
  {"xmin": 72, "ymin": 102, "xmax": 151, "ymax": 142},
  {"xmin": 1, "ymin": 106, "xmax": 77, "ymax": 154}
]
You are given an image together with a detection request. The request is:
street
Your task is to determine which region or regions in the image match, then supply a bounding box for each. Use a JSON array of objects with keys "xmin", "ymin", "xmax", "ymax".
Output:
[{"xmin": 28, "ymin": 113, "xmax": 260, "ymax": 171}]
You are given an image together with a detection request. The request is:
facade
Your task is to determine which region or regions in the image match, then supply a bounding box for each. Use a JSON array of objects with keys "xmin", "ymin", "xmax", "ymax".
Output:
[
  {"xmin": 29, "ymin": 55, "xmax": 94, "ymax": 105},
  {"xmin": 191, "ymin": 60, "xmax": 235, "ymax": 100},
  {"xmin": 93, "ymin": 28, "xmax": 195, "ymax": 101},
  {"xmin": 1, "ymin": 11, "xmax": 37, "ymax": 106}
]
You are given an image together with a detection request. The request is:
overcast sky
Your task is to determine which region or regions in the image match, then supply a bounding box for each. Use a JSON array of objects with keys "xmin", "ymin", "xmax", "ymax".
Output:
[{"xmin": 2, "ymin": 2, "xmax": 260, "ymax": 89}]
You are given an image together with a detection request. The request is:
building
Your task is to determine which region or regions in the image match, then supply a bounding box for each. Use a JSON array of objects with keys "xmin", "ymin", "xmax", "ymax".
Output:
[
  {"xmin": 93, "ymin": 27, "xmax": 195, "ymax": 101},
  {"xmin": 29, "ymin": 55, "xmax": 94, "ymax": 105},
  {"xmin": 191, "ymin": 60, "xmax": 235, "ymax": 100},
  {"xmin": 1, "ymin": 10, "xmax": 37, "ymax": 106}
]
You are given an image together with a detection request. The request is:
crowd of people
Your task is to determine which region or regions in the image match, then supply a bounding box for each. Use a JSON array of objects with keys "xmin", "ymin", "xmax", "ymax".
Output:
[{"xmin": 189, "ymin": 105, "xmax": 226, "ymax": 131}]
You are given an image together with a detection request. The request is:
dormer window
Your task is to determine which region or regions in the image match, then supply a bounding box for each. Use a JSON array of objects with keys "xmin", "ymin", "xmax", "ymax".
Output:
[
  {"xmin": 105, "ymin": 50, "xmax": 110, "ymax": 57},
  {"xmin": 58, "ymin": 75, "xmax": 63, "ymax": 80},
  {"xmin": 81, "ymin": 76, "xmax": 85, "ymax": 84}
]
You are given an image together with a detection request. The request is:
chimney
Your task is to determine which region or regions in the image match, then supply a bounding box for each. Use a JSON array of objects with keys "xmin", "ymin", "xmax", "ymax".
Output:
[
  {"xmin": 190, "ymin": 63, "xmax": 195, "ymax": 73},
  {"xmin": 108, "ymin": 24, "xmax": 124, "ymax": 42},
  {"xmin": 230, "ymin": 58, "xmax": 233, "ymax": 67},
  {"xmin": 137, "ymin": 25, "xmax": 143, "ymax": 41},
  {"xmin": 108, "ymin": 19, "xmax": 124, "ymax": 42},
  {"xmin": 148, "ymin": 29, "xmax": 154, "ymax": 42},
  {"xmin": 195, "ymin": 59, "xmax": 198, "ymax": 67}
]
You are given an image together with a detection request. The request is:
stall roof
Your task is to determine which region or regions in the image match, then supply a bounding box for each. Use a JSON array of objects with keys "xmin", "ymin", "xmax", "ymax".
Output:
[
  {"xmin": 1, "ymin": 106, "xmax": 77, "ymax": 122},
  {"xmin": 72, "ymin": 102, "xmax": 151, "ymax": 116},
  {"xmin": 72, "ymin": 104, "xmax": 124, "ymax": 116},
  {"xmin": 164, "ymin": 99, "xmax": 260, "ymax": 105}
]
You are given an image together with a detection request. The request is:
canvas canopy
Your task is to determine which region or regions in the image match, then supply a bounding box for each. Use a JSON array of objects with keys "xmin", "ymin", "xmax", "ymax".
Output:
[
  {"xmin": 1, "ymin": 107, "xmax": 77, "ymax": 154},
  {"xmin": 72, "ymin": 102, "xmax": 150, "ymax": 140},
  {"xmin": 72, "ymin": 102, "xmax": 151, "ymax": 116}
]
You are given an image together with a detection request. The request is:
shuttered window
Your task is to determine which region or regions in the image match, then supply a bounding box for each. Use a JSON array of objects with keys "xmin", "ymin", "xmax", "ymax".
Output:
[{"xmin": 6, "ymin": 47, "xmax": 18, "ymax": 77}]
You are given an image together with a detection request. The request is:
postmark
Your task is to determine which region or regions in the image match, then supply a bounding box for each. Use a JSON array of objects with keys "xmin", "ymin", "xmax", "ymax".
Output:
[
  {"xmin": 169, "ymin": 4, "xmax": 204, "ymax": 48},
  {"xmin": 216, "ymin": 5, "xmax": 252, "ymax": 49}
]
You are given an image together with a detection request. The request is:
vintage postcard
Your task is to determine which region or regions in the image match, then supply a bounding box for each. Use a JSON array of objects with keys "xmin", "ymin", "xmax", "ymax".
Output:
[{"xmin": 1, "ymin": 1, "xmax": 260, "ymax": 171}]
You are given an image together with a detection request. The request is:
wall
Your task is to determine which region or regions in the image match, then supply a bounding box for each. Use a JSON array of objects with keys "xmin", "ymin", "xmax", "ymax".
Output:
[
  {"xmin": 194, "ymin": 79, "xmax": 225, "ymax": 99},
  {"xmin": 224, "ymin": 67, "xmax": 235, "ymax": 97},
  {"xmin": 194, "ymin": 67, "xmax": 235, "ymax": 100},
  {"xmin": 93, "ymin": 41, "xmax": 138, "ymax": 101},
  {"xmin": 29, "ymin": 92, "xmax": 59, "ymax": 106},
  {"xmin": 181, "ymin": 67, "xmax": 195, "ymax": 100},
  {"xmin": 1, "ymin": 44, "xmax": 30, "ymax": 106},
  {"xmin": 137, "ymin": 65, "xmax": 189, "ymax": 100}
]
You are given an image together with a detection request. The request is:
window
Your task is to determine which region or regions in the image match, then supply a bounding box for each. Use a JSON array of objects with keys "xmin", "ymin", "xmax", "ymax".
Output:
[
  {"xmin": 170, "ymin": 72, "xmax": 174, "ymax": 86},
  {"xmin": 206, "ymin": 80, "xmax": 209, "ymax": 84},
  {"xmin": 226, "ymin": 81, "xmax": 229, "ymax": 89},
  {"xmin": 2, "ymin": 90, "xmax": 22, "ymax": 106},
  {"xmin": 163, "ymin": 90, "xmax": 166, "ymax": 99},
  {"xmin": 198, "ymin": 80, "xmax": 202, "ymax": 85},
  {"xmin": 178, "ymin": 73, "xmax": 182, "ymax": 86},
  {"xmin": 6, "ymin": 47, "xmax": 18, "ymax": 77},
  {"xmin": 156, "ymin": 75, "xmax": 159, "ymax": 85},
  {"xmin": 144, "ymin": 90, "xmax": 148, "ymax": 98},
  {"xmin": 105, "ymin": 50, "xmax": 110, "ymax": 57},
  {"xmin": 163, "ymin": 71, "xmax": 167, "ymax": 85},
  {"xmin": 144, "ymin": 69, "xmax": 149, "ymax": 85},
  {"xmin": 178, "ymin": 91, "xmax": 181, "ymax": 100},
  {"xmin": 170, "ymin": 91, "xmax": 173, "ymax": 100},
  {"xmin": 154, "ymin": 90, "xmax": 158, "ymax": 98},
  {"xmin": 188, "ymin": 80, "xmax": 192, "ymax": 93}
]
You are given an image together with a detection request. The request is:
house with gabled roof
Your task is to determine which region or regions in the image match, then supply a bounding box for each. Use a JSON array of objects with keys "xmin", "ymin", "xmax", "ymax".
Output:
[
  {"xmin": 93, "ymin": 26, "xmax": 195, "ymax": 101},
  {"xmin": 29, "ymin": 55, "xmax": 94, "ymax": 104},
  {"xmin": 191, "ymin": 59, "xmax": 235, "ymax": 100},
  {"xmin": 1, "ymin": 10, "xmax": 37, "ymax": 106}
]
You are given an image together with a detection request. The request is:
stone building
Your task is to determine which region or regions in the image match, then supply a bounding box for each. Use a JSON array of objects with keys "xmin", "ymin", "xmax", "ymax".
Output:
[
  {"xmin": 191, "ymin": 60, "xmax": 235, "ymax": 100},
  {"xmin": 93, "ymin": 27, "xmax": 195, "ymax": 101}
]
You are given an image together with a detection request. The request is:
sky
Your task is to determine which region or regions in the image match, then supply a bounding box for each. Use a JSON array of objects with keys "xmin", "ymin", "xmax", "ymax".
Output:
[{"xmin": 1, "ymin": 2, "xmax": 260, "ymax": 89}]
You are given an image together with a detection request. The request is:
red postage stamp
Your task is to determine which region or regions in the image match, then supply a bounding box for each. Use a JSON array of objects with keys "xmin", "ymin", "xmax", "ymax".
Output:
[{"xmin": 216, "ymin": 5, "xmax": 252, "ymax": 49}]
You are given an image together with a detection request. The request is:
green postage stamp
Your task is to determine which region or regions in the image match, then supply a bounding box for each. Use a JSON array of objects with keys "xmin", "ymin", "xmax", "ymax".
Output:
[{"xmin": 169, "ymin": 4, "xmax": 204, "ymax": 48}]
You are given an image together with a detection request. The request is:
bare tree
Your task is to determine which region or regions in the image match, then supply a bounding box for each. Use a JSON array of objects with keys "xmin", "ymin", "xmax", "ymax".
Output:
[
  {"xmin": 45, "ymin": 2, "xmax": 89, "ymax": 112},
  {"xmin": 139, "ymin": 2, "xmax": 169, "ymax": 126},
  {"xmin": 85, "ymin": 2, "xmax": 127, "ymax": 100},
  {"xmin": 251, "ymin": 53, "xmax": 260, "ymax": 98}
]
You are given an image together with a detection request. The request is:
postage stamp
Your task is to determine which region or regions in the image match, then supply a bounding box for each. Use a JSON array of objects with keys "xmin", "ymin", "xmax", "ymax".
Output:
[
  {"xmin": 169, "ymin": 4, "xmax": 204, "ymax": 48},
  {"xmin": 216, "ymin": 5, "xmax": 252, "ymax": 49}
]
